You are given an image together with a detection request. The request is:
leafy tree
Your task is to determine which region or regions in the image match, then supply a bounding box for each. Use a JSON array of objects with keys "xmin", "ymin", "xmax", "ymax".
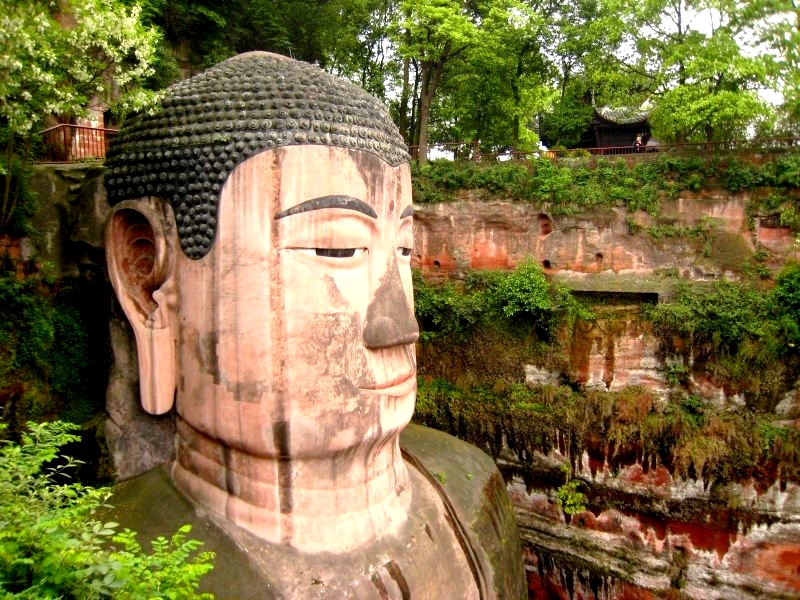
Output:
[
  {"xmin": 538, "ymin": 88, "xmax": 594, "ymax": 148},
  {"xmin": 392, "ymin": 0, "xmax": 479, "ymax": 164},
  {"xmin": 0, "ymin": 421, "xmax": 215, "ymax": 598},
  {"xmin": 744, "ymin": 0, "xmax": 800, "ymax": 130},
  {"xmin": 443, "ymin": 0, "xmax": 554, "ymax": 153},
  {"xmin": 550, "ymin": 0, "xmax": 629, "ymax": 104},
  {"xmin": 322, "ymin": 0, "xmax": 402, "ymax": 101},
  {"xmin": 606, "ymin": 0, "xmax": 771, "ymax": 143},
  {"xmin": 0, "ymin": 0, "xmax": 160, "ymax": 229},
  {"xmin": 136, "ymin": 0, "xmax": 386, "ymax": 75},
  {"xmin": 534, "ymin": 0, "xmax": 631, "ymax": 149}
]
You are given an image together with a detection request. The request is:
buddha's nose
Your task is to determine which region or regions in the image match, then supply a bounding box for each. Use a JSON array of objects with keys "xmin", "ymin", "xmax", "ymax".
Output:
[{"xmin": 363, "ymin": 256, "xmax": 419, "ymax": 349}]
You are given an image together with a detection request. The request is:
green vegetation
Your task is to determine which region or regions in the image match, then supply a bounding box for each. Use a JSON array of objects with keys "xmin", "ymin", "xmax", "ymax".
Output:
[
  {"xmin": 0, "ymin": 156, "xmax": 37, "ymax": 238},
  {"xmin": 557, "ymin": 480, "xmax": 588, "ymax": 516},
  {"xmin": 643, "ymin": 268, "xmax": 800, "ymax": 408},
  {"xmin": 0, "ymin": 420, "xmax": 215, "ymax": 598},
  {"xmin": 412, "ymin": 154, "xmax": 800, "ymax": 223},
  {"xmin": 2, "ymin": 0, "xmax": 161, "ymax": 231},
  {"xmin": 413, "ymin": 379, "xmax": 800, "ymax": 491},
  {"xmin": 414, "ymin": 259, "xmax": 592, "ymax": 344},
  {"xmin": 0, "ymin": 267, "xmax": 103, "ymax": 432}
]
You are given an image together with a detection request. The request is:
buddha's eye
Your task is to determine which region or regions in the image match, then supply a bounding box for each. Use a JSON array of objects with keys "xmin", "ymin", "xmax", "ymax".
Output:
[
  {"xmin": 293, "ymin": 248, "xmax": 367, "ymax": 258},
  {"xmin": 398, "ymin": 247, "xmax": 412, "ymax": 257}
]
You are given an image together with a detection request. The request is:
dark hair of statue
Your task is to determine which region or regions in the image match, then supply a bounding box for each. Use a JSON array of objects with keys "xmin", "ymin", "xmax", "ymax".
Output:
[{"xmin": 105, "ymin": 52, "xmax": 410, "ymax": 259}]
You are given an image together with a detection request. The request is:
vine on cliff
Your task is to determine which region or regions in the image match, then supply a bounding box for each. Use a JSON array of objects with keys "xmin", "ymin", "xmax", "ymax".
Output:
[
  {"xmin": 0, "ymin": 266, "xmax": 99, "ymax": 435},
  {"xmin": 413, "ymin": 380, "xmax": 800, "ymax": 492}
]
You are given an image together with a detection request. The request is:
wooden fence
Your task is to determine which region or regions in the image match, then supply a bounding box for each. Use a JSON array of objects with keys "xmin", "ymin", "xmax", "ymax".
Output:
[{"xmin": 39, "ymin": 124, "xmax": 118, "ymax": 163}]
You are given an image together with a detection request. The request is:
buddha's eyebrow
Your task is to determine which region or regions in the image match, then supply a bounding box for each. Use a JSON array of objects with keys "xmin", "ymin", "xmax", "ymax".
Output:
[
  {"xmin": 400, "ymin": 205, "xmax": 413, "ymax": 219},
  {"xmin": 274, "ymin": 195, "xmax": 377, "ymax": 220}
]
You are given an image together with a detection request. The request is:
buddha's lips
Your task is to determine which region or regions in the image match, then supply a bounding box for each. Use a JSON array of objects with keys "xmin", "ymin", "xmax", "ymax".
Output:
[{"xmin": 360, "ymin": 372, "xmax": 415, "ymax": 396}]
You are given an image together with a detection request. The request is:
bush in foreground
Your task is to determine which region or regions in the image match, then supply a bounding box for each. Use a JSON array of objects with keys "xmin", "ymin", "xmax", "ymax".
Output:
[{"xmin": 0, "ymin": 421, "xmax": 215, "ymax": 599}]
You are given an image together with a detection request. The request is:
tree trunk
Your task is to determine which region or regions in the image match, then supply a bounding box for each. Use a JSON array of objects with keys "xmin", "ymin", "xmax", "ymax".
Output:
[
  {"xmin": 416, "ymin": 51, "xmax": 447, "ymax": 166},
  {"xmin": 417, "ymin": 73, "xmax": 433, "ymax": 166},
  {"xmin": 398, "ymin": 57, "xmax": 411, "ymax": 145},
  {"xmin": 411, "ymin": 61, "xmax": 421, "ymax": 147},
  {"xmin": 1, "ymin": 141, "xmax": 15, "ymax": 229}
]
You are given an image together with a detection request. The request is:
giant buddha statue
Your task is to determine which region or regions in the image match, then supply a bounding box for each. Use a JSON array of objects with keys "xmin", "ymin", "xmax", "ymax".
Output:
[{"xmin": 103, "ymin": 52, "xmax": 524, "ymax": 599}]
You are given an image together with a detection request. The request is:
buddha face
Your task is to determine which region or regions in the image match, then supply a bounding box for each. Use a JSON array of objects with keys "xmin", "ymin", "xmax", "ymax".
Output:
[{"xmin": 171, "ymin": 145, "xmax": 418, "ymax": 460}]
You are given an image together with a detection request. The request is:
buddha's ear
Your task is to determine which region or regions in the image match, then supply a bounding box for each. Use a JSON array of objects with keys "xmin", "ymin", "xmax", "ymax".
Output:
[{"xmin": 105, "ymin": 198, "xmax": 178, "ymax": 415}]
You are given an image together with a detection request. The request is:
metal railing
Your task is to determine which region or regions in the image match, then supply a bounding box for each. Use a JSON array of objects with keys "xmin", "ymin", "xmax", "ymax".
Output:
[
  {"xmin": 37, "ymin": 126, "xmax": 800, "ymax": 164},
  {"xmin": 39, "ymin": 124, "xmax": 118, "ymax": 163},
  {"xmin": 410, "ymin": 137, "xmax": 800, "ymax": 163}
]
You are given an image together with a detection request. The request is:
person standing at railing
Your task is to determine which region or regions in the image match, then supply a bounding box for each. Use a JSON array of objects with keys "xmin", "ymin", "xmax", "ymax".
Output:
[{"xmin": 633, "ymin": 135, "xmax": 643, "ymax": 153}]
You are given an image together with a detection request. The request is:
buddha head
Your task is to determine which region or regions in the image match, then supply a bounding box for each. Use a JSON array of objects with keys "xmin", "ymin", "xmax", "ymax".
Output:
[{"xmin": 104, "ymin": 52, "xmax": 418, "ymax": 552}]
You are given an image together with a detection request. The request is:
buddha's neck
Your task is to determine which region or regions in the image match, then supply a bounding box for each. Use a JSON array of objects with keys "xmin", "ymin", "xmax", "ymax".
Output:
[{"xmin": 171, "ymin": 417, "xmax": 411, "ymax": 553}]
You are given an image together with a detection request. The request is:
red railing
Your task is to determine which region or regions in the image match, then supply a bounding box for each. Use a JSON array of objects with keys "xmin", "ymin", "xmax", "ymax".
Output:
[
  {"xmin": 38, "ymin": 124, "xmax": 118, "ymax": 163},
  {"xmin": 37, "ymin": 127, "xmax": 800, "ymax": 164},
  {"xmin": 410, "ymin": 137, "xmax": 800, "ymax": 162}
]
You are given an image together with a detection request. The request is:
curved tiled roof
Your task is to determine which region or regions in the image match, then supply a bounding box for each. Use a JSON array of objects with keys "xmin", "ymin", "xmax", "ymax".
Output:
[{"xmin": 595, "ymin": 106, "xmax": 650, "ymax": 126}]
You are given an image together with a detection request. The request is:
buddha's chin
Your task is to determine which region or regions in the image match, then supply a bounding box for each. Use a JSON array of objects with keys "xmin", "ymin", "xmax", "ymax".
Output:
[{"xmin": 373, "ymin": 386, "xmax": 417, "ymax": 439}]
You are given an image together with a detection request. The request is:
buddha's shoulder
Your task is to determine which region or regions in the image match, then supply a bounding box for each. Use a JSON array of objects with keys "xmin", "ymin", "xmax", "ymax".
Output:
[{"xmin": 106, "ymin": 425, "xmax": 526, "ymax": 599}]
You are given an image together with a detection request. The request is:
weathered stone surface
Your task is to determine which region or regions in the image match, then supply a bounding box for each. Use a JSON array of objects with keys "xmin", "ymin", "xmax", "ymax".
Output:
[
  {"xmin": 105, "ymin": 314, "xmax": 175, "ymax": 480},
  {"xmin": 106, "ymin": 425, "xmax": 527, "ymax": 599},
  {"xmin": 565, "ymin": 306, "xmax": 665, "ymax": 394},
  {"xmin": 29, "ymin": 163, "xmax": 108, "ymax": 276},
  {"xmin": 507, "ymin": 457, "xmax": 800, "ymax": 599},
  {"xmin": 776, "ymin": 378, "xmax": 800, "ymax": 419},
  {"xmin": 412, "ymin": 196, "xmax": 800, "ymax": 285}
]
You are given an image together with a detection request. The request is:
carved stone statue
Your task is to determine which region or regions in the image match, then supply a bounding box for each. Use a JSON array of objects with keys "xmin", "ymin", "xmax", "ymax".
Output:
[{"xmin": 104, "ymin": 52, "xmax": 524, "ymax": 598}]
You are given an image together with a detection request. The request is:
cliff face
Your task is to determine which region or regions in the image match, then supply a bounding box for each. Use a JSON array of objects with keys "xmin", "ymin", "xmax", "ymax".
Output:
[
  {"xmin": 507, "ymin": 457, "xmax": 800, "ymax": 599},
  {"xmin": 413, "ymin": 195, "xmax": 800, "ymax": 599},
  {"xmin": 414, "ymin": 191, "xmax": 797, "ymax": 284},
  {"xmin": 413, "ymin": 195, "xmax": 800, "ymax": 408}
]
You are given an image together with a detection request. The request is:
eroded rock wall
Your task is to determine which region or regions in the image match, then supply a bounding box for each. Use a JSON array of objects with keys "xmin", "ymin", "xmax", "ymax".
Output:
[
  {"xmin": 507, "ymin": 457, "xmax": 800, "ymax": 599},
  {"xmin": 413, "ymin": 195, "xmax": 800, "ymax": 408},
  {"xmin": 413, "ymin": 194, "xmax": 800, "ymax": 599},
  {"xmin": 413, "ymin": 194, "xmax": 798, "ymax": 283}
]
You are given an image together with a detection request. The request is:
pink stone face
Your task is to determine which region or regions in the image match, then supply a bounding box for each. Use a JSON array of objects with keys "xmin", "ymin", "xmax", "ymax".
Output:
[
  {"xmin": 175, "ymin": 145, "xmax": 417, "ymax": 455},
  {"xmin": 169, "ymin": 145, "xmax": 418, "ymax": 549}
]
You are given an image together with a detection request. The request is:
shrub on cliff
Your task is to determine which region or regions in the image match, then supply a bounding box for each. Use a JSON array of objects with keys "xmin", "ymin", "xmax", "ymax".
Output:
[
  {"xmin": 413, "ymin": 260, "xmax": 592, "ymax": 343},
  {"xmin": 642, "ymin": 274, "xmax": 800, "ymax": 407},
  {"xmin": 775, "ymin": 262, "xmax": 800, "ymax": 316}
]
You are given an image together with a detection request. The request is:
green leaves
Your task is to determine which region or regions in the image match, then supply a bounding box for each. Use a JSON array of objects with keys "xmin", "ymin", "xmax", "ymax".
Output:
[
  {"xmin": 0, "ymin": 421, "xmax": 215, "ymax": 599},
  {"xmin": 0, "ymin": 271, "xmax": 98, "ymax": 423},
  {"xmin": 611, "ymin": 0, "xmax": 774, "ymax": 143},
  {"xmin": 557, "ymin": 479, "xmax": 587, "ymax": 515},
  {"xmin": 413, "ymin": 260, "xmax": 592, "ymax": 342},
  {"xmin": 642, "ymin": 274, "xmax": 800, "ymax": 404},
  {"xmin": 0, "ymin": 0, "xmax": 160, "ymax": 138},
  {"xmin": 492, "ymin": 259, "xmax": 552, "ymax": 319}
]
